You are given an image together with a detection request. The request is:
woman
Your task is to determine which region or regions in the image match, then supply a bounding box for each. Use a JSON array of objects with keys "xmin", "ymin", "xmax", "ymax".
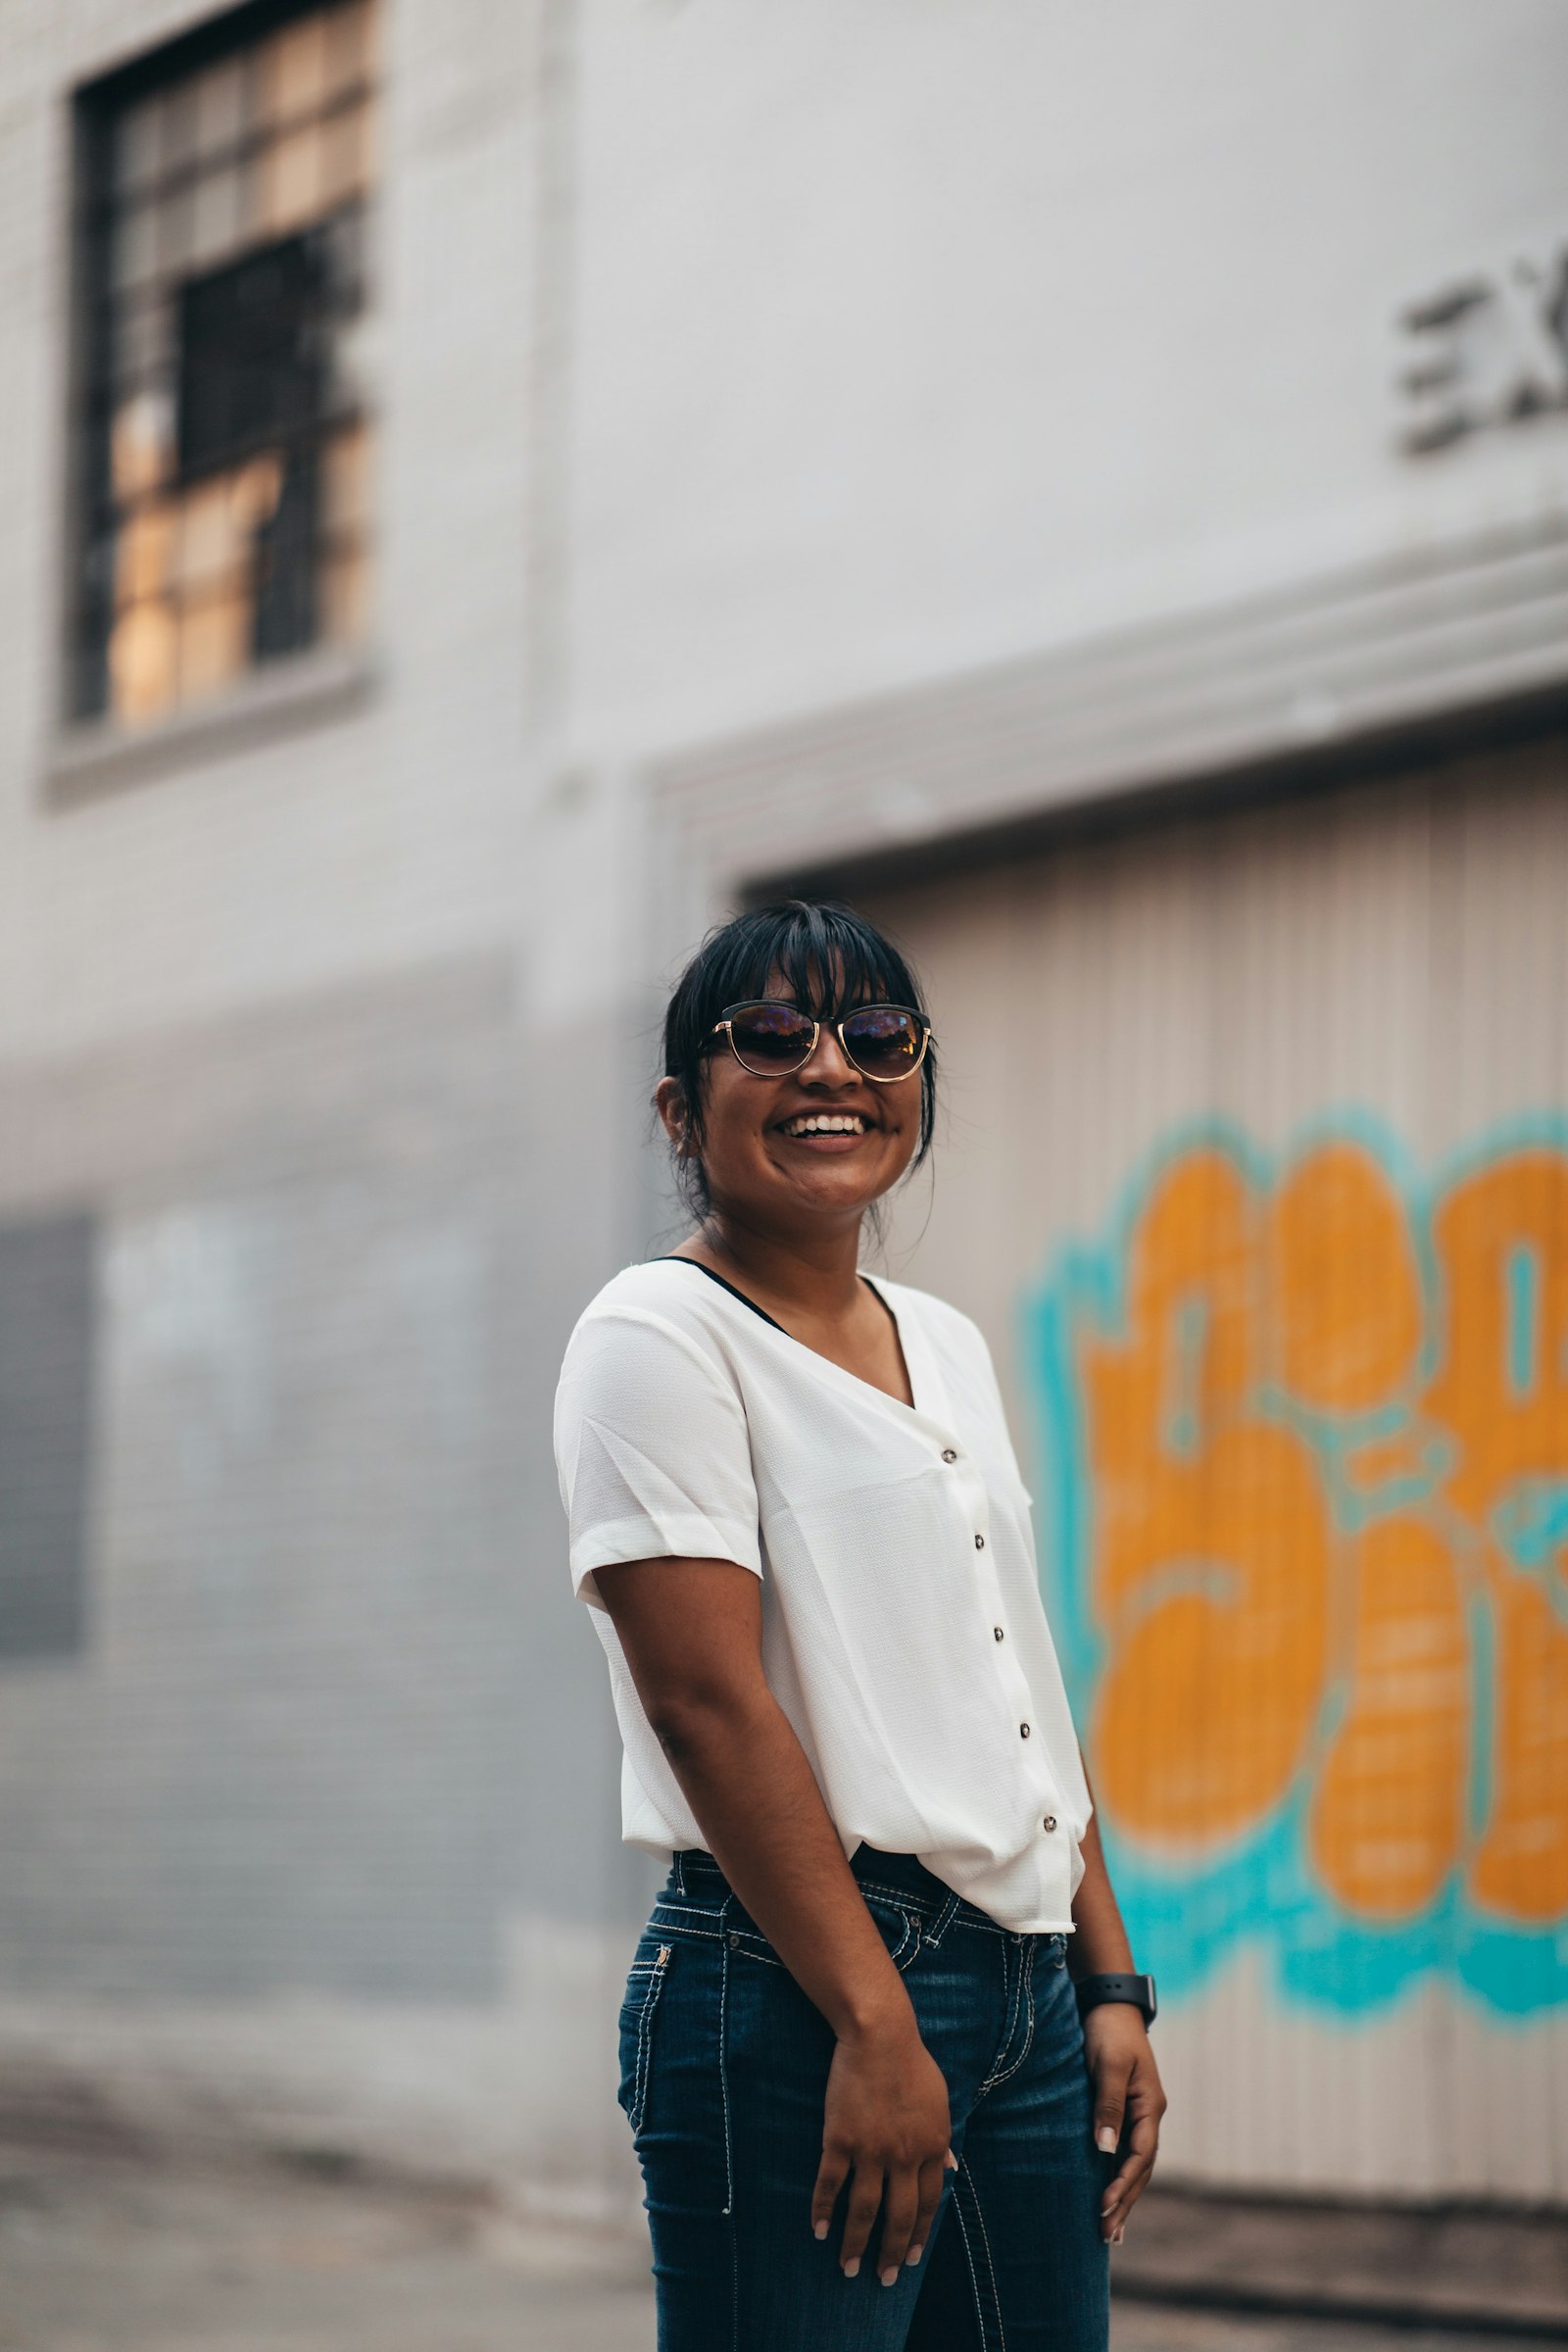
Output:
[{"xmin": 555, "ymin": 901, "xmax": 1164, "ymax": 2349}]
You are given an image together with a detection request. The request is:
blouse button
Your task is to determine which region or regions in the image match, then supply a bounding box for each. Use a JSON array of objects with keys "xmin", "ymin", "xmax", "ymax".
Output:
[
  {"xmin": 1020, "ymin": 1723, "xmax": 1031, "ymax": 1739},
  {"xmin": 941, "ymin": 1447, "xmax": 958, "ymax": 1463},
  {"xmin": 974, "ymin": 1533, "xmax": 986, "ymax": 1550},
  {"xmin": 1043, "ymin": 1814, "xmax": 1057, "ymax": 1833},
  {"xmin": 993, "ymin": 1626, "xmax": 1004, "ymax": 1642}
]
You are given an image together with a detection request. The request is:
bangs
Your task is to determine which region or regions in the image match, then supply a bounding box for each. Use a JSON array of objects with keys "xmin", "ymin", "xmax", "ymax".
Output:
[{"xmin": 693, "ymin": 902, "xmax": 922, "ymax": 1028}]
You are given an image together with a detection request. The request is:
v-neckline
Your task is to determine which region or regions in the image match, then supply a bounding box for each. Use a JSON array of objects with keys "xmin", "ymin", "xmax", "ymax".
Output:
[{"xmin": 652, "ymin": 1255, "xmax": 936, "ymax": 1422}]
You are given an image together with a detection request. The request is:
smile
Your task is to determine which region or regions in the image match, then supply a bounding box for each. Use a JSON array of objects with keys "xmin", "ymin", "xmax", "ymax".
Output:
[{"xmin": 778, "ymin": 1112, "xmax": 872, "ymax": 1138}]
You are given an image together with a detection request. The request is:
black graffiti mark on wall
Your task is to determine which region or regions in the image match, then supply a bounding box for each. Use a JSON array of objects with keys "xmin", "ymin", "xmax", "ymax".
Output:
[{"xmin": 1397, "ymin": 246, "xmax": 1568, "ymax": 454}]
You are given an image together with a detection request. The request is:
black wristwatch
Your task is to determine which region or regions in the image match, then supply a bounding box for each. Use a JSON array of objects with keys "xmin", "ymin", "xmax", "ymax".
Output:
[{"xmin": 1075, "ymin": 1972, "xmax": 1157, "ymax": 2028}]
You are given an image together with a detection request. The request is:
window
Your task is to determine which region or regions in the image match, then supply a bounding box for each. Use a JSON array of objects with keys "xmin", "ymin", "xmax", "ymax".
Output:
[
  {"xmin": 70, "ymin": 0, "xmax": 377, "ymax": 731},
  {"xmin": 0, "ymin": 1216, "xmax": 96, "ymax": 1661}
]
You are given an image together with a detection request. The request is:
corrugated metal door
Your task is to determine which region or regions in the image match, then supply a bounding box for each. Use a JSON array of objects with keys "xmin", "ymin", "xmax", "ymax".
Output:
[{"xmin": 859, "ymin": 736, "xmax": 1568, "ymax": 2202}]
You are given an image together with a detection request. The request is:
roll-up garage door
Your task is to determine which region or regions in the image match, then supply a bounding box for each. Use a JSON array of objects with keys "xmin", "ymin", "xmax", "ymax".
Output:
[{"xmin": 857, "ymin": 734, "xmax": 1568, "ymax": 2202}]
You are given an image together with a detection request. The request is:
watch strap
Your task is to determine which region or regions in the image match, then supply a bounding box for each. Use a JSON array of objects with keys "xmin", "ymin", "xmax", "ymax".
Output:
[{"xmin": 1074, "ymin": 1971, "xmax": 1156, "ymax": 2026}]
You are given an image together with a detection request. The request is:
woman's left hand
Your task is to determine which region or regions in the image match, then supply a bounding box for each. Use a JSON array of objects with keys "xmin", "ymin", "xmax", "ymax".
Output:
[{"xmin": 1083, "ymin": 2006, "xmax": 1166, "ymax": 2244}]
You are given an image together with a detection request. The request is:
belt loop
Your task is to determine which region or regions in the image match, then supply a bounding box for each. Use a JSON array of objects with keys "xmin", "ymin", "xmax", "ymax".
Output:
[
  {"xmin": 672, "ymin": 1849, "xmax": 688, "ymax": 1898},
  {"xmin": 926, "ymin": 1890, "xmax": 961, "ymax": 1948}
]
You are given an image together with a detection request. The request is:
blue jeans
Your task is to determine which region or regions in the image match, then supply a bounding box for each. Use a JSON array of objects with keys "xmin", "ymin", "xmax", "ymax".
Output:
[{"xmin": 617, "ymin": 1845, "xmax": 1112, "ymax": 2350}]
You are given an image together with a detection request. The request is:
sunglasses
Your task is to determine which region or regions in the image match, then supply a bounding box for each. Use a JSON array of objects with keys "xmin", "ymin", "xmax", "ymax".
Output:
[{"xmin": 709, "ymin": 1000, "xmax": 934, "ymax": 1083}]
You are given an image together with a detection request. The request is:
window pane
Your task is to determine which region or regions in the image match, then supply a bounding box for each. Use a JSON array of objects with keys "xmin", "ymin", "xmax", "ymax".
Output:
[
  {"xmin": 193, "ymin": 55, "xmax": 248, "ymax": 158},
  {"xmin": 320, "ymin": 543, "xmax": 368, "ymax": 645},
  {"xmin": 161, "ymin": 78, "xmax": 200, "ymax": 177},
  {"xmin": 111, "ymin": 199, "xmax": 159, "ymax": 295},
  {"xmin": 110, "ymin": 390, "xmax": 174, "ymax": 501},
  {"xmin": 253, "ymin": 453, "xmax": 318, "ymax": 658},
  {"xmin": 325, "ymin": 0, "xmax": 375, "ymax": 94},
  {"xmin": 109, "ymin": 292, "xmax": 169, "ymax": 400},
  {"xmin": 190, "ymin": 161, "xmax": 246, "ymax": 272},
  {"xmin": 257, "ymin": 16, "xmax": 329, "ymax": 127},
  {"xmin": 109, "ymin": 591, "xmax": 179, "ymax": 722},
  {"xmin": 321, "ymin": 421, "xmax": 369, "ymax": 535},
  {"xmin": 177, "ymin": 587, "xmax": 249, "ymax": 704},
  {"xmin": 256, "ymin": 122, "xmax": 326, "ymax": 237},
  {"xmin": 113, "ymin": 96, "xmax": 163, "ymax": 195},
  {"xmin": 157, "ymin": 182, "xmax": 197, "ymax": 275},
  {"xmin": 319, "ymin": 101, "xmax": 369, "ymax": 211},
  {"xmin": 113, "ymin": 491, "xmax": 175, "ymax": 608},
  {"xmin": 177, "ymin": 472, "xmax": 243, "ymax": 590},
  {"xmin": 172, "ymin": 457, "xmax": 280, "ymax": 593},
  {"xmin": 0, "ymin": 1216, "xmax": 96, "ymax": 1663}
]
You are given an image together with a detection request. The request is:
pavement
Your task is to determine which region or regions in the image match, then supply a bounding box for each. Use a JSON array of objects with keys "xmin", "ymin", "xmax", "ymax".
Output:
[
  {"xmin": 1111, "ymin": 2183, "xmax": 1568, "ymax": 2339},
  {"xmin": 0, "ymin": 2140, "xmax": 1561, "ymax": 2352}
]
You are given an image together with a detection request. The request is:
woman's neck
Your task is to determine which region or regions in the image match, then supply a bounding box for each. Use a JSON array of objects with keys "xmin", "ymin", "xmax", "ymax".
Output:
[{"xmin": 686, "ymin": 1210, "xmax": 866, "ymax": 1321}]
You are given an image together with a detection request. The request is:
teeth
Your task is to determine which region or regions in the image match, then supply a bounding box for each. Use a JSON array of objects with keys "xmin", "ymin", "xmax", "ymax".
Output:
[{"xmin": 783, "ymin": 1113, "xmax": 867, "ymax": 1136}]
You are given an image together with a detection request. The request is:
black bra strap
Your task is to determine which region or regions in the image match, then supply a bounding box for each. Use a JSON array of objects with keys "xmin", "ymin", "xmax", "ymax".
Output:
[
  {"xmin": 652, "ymin": 1255, "xmax": 897, "ymax": 1338},
  {"xmin": 651, "ymin": 1256, "xmax": 789, "ymax": 1334}
]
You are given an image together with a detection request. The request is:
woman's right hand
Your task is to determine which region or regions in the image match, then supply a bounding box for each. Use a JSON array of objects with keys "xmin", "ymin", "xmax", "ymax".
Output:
[
  {"xmin": 810, "ymin": 2002, "xmax": 955, "ymax": 2285},
  {"xmin": 594, "ymin": 1559, "xmax": 959, "ymax": 2282}
]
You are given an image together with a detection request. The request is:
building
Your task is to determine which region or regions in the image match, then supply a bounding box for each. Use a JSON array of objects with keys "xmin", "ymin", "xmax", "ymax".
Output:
[{"xmin": 1, "ymin": 0, "xmax": 1564, "ymax": 2215}]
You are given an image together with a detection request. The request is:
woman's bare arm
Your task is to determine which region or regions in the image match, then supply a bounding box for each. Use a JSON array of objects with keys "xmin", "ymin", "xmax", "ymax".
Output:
[
  {"xmin": 1069, "ymin": 1757, "xmax": 1166, "ymax": 2242},
  {"xmin": 595, "ymin": 1554, "xmax": 953, "ymax": 2282}
]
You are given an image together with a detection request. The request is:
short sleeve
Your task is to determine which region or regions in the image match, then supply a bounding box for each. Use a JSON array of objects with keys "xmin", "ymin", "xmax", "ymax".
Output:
[{"xmin": 554, "ymin": 1307, "xmax": 761, "ymax": 1603}]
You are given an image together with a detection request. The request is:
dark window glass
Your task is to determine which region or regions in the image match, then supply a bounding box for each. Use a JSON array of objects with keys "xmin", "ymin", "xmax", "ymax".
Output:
[
  {"xmin": 0, "ymin": 1215, "xmax": 96, "ymax": 1661},
  {"xmin": 178, "ymin": 232, "xmax": 325, "ymax": 471}
]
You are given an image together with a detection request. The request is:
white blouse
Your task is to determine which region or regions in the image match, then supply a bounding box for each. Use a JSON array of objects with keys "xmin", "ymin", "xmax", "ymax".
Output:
[{"xmin": 553, "ymin": 1257, "xmax": 1092, "ymax": 1933}]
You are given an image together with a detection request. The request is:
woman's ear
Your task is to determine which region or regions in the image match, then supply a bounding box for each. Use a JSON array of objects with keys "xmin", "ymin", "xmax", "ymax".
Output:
[{"xmin": 655, "ymin": 1076, "xmax": 693, "ymax": 1152}]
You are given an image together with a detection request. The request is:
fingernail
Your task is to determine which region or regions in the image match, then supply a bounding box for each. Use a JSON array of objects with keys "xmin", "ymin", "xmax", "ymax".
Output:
[
  {"xmin": 813, "ymin": 2221, "xmax": 828, "ymax": 2240},
  {"xmin": 1112, "ymin": 2226, "xmax": 1125, "ymax": 2245},
  {"xmin": 944, "ymin": 2150, "xmax": 959, "ymax": 2170},
  {"xmin": 843, "ymin": 2258, "xmax": 859, "ymax": 2278},
  {"xmin": 1102, "ymin": 2196, "xmax": 1118, "ymax": 2219},
  {"xmin": 906, "ymin": 2245, "xmax": 924, "ymax": 2267},
  {"xmin": 880, "ymin": 2268, "xmax": 898, "ymax": 2287},
  {"xmin": 1096, "ymin": 2127, "xmax": 1118, "ymax": 2154}
]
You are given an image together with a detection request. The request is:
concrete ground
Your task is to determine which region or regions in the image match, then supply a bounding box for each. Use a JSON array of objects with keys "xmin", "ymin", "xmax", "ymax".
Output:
[{"xmin": 0, "ymin": 2143, "xmax": 1557, "ymax": 2352}]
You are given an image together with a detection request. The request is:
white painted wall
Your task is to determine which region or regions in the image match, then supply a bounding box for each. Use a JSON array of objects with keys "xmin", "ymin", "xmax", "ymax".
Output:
[{"xmin": 566, "ymin": 0, "xmax": 1568, "ymax": 758}]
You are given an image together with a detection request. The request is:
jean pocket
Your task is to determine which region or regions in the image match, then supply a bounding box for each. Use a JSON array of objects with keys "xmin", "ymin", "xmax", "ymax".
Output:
[
  {"xmin": 617, "ymin": 1938, "xmax": 672, "ymax": 2138},
  {"xmin": 725, "ymin": 1891, "xmax": 924, "ymax": 1978},
  {"xmin": 861, "ymin": 1891, "xmax": 923, "ymax": 1973}
]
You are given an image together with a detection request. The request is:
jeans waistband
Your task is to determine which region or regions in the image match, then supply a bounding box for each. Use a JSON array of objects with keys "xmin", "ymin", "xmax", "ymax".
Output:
[{"xmin": 673, "ymin": 1843, "xmax": 957, "ymax": 1917}]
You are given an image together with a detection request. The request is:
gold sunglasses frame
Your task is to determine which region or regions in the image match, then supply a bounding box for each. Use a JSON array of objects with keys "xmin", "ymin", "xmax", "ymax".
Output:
[{"xmin": 709, "ymin": 1001, "xmax": 935, "ymax": 1083}]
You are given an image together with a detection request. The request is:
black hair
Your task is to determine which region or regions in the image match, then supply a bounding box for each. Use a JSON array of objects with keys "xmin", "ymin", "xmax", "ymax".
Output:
[{"xmin": 661, "ymin": 899, "xmax": 938, "ymax": 1218}]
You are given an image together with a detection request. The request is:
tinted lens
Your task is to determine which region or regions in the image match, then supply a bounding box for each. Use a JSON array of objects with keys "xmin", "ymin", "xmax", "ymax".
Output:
[
  {"xmin": 726, "ymin": 1002, "xmax": 817, "ymax": 1074},
  {"xmin": 841, "ymin": 1006, "xmax": 924, "ymax": 1079}
]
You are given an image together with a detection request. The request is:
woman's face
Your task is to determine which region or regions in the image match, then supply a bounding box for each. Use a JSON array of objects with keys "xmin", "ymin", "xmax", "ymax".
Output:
[{"xmin": 659, "ymin": 979, "xmax": 923, "ymax": 1237}]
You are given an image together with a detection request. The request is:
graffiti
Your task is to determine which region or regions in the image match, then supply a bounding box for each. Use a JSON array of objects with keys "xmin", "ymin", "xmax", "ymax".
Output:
[{"xmin": 1025, "ymin": 1122, "xmax": 1568, "ymax": 2016}]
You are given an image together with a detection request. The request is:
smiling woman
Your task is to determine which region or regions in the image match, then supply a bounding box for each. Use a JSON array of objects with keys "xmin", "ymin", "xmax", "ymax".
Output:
[
  {"xmin": 552, "ymin": 900, "xmax": 1165, "ymax": 2351},
  {"xmin": 659, "ymin": 900, "xmax": 938, "ymax": 1218}
]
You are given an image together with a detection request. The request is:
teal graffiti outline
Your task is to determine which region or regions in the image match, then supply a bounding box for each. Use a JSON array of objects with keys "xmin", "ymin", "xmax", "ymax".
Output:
[{"xmin": 1021, "ymin": 1110, "xmax": 1568, "ymax": 2020}]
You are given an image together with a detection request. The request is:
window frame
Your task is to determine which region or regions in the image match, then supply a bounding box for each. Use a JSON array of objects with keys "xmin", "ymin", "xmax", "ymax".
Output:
[{"xmin": 60, "ymin": 0, "xmax": 378, "ymax": 757}]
